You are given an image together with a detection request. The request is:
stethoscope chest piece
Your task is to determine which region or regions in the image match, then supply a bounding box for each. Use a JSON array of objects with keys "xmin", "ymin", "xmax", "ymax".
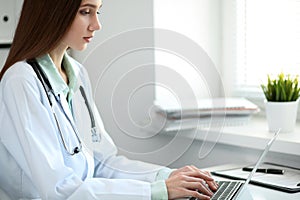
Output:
[{"xmin": 91, "ymin": 127, "xmax": 101, "ymax": 142}]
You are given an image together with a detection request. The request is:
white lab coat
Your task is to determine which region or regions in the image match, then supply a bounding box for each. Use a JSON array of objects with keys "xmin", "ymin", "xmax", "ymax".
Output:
[{"xmin": 0, "ymin": 58, "xmax": 167, "ymax": 200}]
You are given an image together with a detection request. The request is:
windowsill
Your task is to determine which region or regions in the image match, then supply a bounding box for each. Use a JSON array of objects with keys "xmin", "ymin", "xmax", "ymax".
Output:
[
  {"xmin": 193, "ymin": 117, "xmax": 300, "ymax": 156},
  {"xmin": 162, "ymin": 116, "xmax": 300, "ymax": 157}
]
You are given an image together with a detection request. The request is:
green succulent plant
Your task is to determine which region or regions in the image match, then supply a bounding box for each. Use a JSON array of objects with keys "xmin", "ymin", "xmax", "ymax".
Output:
[{"xmin": 261, "ymin": 73, "xmax": 300, "ymax": 102}]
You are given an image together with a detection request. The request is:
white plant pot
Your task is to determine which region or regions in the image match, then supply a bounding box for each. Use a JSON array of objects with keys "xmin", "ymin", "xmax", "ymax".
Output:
[{"xmin": 265, "ymin": 100, "xmax": 299, "ymax": 133}]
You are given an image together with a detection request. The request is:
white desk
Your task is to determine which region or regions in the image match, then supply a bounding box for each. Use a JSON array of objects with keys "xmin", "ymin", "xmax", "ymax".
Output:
[
  {"xmin": 205, "ymin": 164, "xmax": 300, "ymax": 200},
  {"xmin": 247, "ymin": 184, "xmax": 300, "ymax": 200}
]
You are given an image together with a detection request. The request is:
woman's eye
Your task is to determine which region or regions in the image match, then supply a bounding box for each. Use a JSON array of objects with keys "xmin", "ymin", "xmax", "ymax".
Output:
[{"xmin": 80, "ymin": 10, "xmax": 90, "ymax": 15}]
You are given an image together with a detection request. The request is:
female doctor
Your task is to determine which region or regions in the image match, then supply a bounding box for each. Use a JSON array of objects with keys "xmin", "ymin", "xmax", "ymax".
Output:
[{"xmin": 0, "ymin": 0, "xmax": 218, "ymax": 199}]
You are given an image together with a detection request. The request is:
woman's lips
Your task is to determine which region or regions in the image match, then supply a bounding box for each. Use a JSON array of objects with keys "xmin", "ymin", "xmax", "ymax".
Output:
[{"xmin": 83, "ymin": 36, "xmax": 93, "ymax": 43}]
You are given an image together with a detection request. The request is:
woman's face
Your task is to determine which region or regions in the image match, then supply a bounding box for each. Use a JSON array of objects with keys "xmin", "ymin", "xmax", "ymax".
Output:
[{"xmin": 61, "ymin": 0, "xmax": 102, "ymax": 51}]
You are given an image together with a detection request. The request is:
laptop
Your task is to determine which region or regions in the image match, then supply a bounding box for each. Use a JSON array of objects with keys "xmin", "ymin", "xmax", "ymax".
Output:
[{"xmin": 188, "ymin": 129, "xmax": 280, "ymax": 200}]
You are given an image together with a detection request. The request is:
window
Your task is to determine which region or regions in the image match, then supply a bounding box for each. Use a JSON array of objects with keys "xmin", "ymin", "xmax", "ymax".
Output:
[{"xmin": 232, "ymin": 0, "xmax": 300, "ymax": 97}]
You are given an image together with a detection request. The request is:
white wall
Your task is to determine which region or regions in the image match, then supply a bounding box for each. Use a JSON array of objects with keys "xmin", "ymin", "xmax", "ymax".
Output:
[
  {"xmin": 72, "ymin": 0, "xmax": 226, "ymax": 166},
  {"xmin": 0, "ymin": 0, "xmax": 22, "ymax": 44},
  {"xmin": 0, "ymin": 49, "xmax": 9, "ymax": 67},
  {"xmin": 72, "ymin": 0, "xmax": 159, "ymax": 161},
  {"xmin": 154, "ymin": 0, "xmax": 223, "ymax": 108},
  {"xmin": 72, "ymin": 1, "xmax": 300, "ymax": 170},
  {"xmin": 154, "ymin": 0, "xmax": 221, "ymax": 71},
  {"xmin": 0, "ymin": 0, "xmax": 22, "ymax": 69}
]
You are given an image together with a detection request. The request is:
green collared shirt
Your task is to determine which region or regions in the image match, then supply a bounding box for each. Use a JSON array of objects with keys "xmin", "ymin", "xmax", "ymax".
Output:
[
  {"xmin": 36, "ymin": 53, "xmax": 172, "ymax": 199},
  {"xmin": 36, "ymin": 53, "xmax": 77, "ymax": 108},
  {"xmin": 151, "ymin": 168, "xmax": 174, "ymax": 200}
]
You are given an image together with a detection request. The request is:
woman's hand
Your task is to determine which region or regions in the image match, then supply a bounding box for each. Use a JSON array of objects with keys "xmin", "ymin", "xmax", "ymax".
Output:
[{"xmin": 165, "ymin": 165, "xmax": 218, "ymax": 200}]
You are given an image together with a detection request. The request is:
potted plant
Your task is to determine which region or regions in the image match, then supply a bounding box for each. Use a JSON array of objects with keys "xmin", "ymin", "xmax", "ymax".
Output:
[{"xmin": 261, "ymin": 73, "xmax": 300, "ymax": 133}]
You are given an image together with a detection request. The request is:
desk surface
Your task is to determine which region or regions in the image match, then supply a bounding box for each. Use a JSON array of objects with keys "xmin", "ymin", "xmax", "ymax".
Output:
[
  {"xmin": 247, "ymin": 183, "xmax": 300, "ymax": 200},
  {"xmin": 205, "ymin": 164, "xmax": 300, "ymax": 200}
]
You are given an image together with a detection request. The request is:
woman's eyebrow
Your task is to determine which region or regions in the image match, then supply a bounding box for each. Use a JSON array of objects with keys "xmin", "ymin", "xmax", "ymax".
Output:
[{"xmin": 80, "ymin": 3, "xmax": 102, "ymax": 9}]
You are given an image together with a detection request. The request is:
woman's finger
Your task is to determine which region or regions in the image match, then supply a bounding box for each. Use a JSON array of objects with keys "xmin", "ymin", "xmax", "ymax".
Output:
[
  {"xmin": 189, "ymin": 189, "xmax": 212, "ymax": 200},
  {"xmin": 204, "ymin": 171, "xmax": 218, "ymax": 191},
  {"xmin": 175, "ymin": 188, "xmax": 211, "ymax": 200},
  {"xmin": 183, "ymin": 180, "xmax": 214, "ymax": 197},
  {"xmin": 184, "ymin": 170, "xmax": 214, "ymax": 181}
]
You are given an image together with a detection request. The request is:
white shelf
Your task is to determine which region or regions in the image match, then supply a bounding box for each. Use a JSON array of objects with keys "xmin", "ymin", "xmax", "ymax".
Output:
[
  {"xmin": 221, "ymin": 117, "xmax": 300, "ymax": 155},
  {"xmin": 163, "ymin": 117, "xmax": 300, "ymax": 157}
]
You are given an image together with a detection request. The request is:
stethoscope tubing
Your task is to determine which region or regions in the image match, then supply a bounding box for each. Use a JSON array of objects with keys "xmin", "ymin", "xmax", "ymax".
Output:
[
  {"xmin": 52, "ymin": 94, "xmax": 83, "ymax": 155},
  {"xmin": 27, "ymin": 59, "xmax": 100, "ymax": 155}
]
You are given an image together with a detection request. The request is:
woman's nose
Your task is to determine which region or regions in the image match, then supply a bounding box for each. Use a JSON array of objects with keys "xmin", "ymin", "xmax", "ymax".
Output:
[{"xmin": 89, "ymin": 16, "xmax": 101, "ymax": 31}]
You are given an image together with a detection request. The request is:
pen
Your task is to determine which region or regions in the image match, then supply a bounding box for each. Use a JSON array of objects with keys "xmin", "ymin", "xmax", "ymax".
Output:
[{"xmin": 242, "ymin": 167, "xmax": 284, "ymax": 175}]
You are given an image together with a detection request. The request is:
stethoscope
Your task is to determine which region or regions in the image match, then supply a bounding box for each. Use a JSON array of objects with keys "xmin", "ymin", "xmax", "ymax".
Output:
[{"xmin": 27, "ymin": 59, "xmax": 101, "ymax": 156}]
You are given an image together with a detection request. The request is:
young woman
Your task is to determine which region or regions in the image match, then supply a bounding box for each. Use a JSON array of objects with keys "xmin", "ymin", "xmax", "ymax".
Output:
[{"xmin": 0, "ymin": 0, "xmax": 217, "ymax": 199}]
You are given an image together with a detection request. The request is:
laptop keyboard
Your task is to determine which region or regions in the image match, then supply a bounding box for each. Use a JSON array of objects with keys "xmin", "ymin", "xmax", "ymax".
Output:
[
  {"xmin": 189, "ymin": 181, "xmax": 243, "ymax": 200},
  {"xmin": 212, "ymin": 181, "xmax": 243, "ymax": 199}
]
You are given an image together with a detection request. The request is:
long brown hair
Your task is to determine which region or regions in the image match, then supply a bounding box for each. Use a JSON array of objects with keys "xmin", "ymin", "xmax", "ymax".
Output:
[{"xmin": 0, "ymin": 0, "xmax": 82, "ymax": 80}]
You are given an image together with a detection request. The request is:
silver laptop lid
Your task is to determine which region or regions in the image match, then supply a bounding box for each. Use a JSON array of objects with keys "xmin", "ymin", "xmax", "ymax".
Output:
[{"xmin": 235, "ymin": 129, "xmax": 280, "ymax": 198}]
